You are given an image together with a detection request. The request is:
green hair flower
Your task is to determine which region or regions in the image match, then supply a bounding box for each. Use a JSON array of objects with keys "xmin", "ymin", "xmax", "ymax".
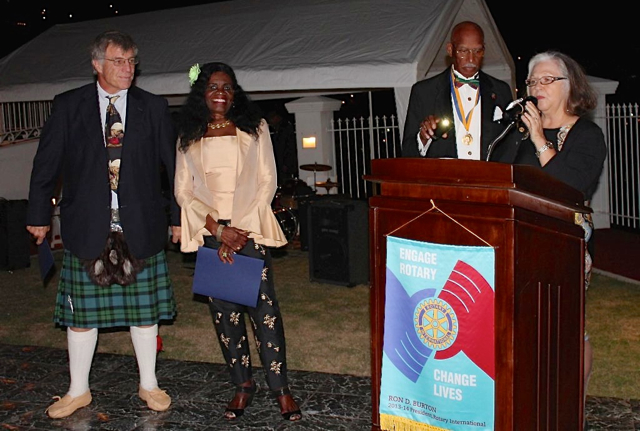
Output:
[{"xmin": 188, "ymin": 63, "xmax": 201, "ymax": 86}]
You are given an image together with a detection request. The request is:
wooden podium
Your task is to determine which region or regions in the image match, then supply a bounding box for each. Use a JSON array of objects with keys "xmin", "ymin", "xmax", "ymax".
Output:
[{"xmin": 365, "ymin": 158, "xmax": 589, "ymax": 431}]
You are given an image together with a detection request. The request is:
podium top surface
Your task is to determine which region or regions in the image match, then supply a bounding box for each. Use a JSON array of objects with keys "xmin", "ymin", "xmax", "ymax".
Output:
[{"xmin": 365, "ymin": 158, "xmax": 589, "ymax": 214}]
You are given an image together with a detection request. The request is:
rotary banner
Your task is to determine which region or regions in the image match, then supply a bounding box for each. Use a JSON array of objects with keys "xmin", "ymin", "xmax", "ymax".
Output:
[{"xmin": 379, "ymin": 235, "xmax": 495, "ymax": 431}]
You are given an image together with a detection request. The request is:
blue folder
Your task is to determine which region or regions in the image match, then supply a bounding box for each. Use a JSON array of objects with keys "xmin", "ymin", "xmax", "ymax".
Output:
[
  {"xmin": 192, "ymin": 246, "xmax": 264, "ymax": 307},
  {"xmin": 38, "ymin": 238, "xmax": 55, "ymax": 283}
]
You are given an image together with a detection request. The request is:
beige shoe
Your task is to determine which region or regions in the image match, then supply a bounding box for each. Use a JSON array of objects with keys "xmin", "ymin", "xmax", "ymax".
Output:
[
  {"xmin": 138, "ymin": 386, "xmax": 171, "ymax": 411},
  {"xmin": 46, "ymin": 390, "xmax": 92, "ymax": 418}
]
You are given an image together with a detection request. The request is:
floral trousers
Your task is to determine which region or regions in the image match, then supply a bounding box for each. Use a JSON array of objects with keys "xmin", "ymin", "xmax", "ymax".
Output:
[{"xmin": 204, "ymin": 236, "xmax": 290, "ymax": 390}]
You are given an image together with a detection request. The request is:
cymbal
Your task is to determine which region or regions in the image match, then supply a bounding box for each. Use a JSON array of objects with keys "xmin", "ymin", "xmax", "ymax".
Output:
[
  {"xmin": 300, "ymin": 163, "xmax": 332, "ymax": 172},
  {"xmin": 315, "ymin": 180, "xmax": 340, "ymax": 189}
]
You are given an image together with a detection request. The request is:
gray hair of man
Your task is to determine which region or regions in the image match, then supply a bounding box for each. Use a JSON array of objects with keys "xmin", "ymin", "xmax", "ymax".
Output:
[{"xmin": 89, "ymin": 30, "xmax": 139, "ymax": 63}]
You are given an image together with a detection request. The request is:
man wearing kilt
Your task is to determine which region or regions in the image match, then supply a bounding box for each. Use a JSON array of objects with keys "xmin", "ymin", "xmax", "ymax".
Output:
[{"xmin": 26, "ymin": 30, "xmax": 180, "ymax": 419}]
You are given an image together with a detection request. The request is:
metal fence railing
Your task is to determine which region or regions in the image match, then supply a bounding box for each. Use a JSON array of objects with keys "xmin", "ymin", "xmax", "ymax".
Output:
[
  {"xmin": 606, "ymin": 103, "xmax": 640, "ymax": 230},
  {"xmin": 328, "ymin": 115, "xmax": 401, "ymax": 200},
  {"xmin": 2, "ymin": 99, "xmax": 638, "ymax": 231},
  {"xmin": 0, "ymin": 101, "xmax": 53, "ymax": 146},
  {"xmin": 330, "ymin": 105, "xmax": 640, "ymax": 232}
]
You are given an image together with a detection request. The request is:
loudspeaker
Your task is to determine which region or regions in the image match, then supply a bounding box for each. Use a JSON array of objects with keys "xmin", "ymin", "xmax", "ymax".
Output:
[
  {"xmin": 0, "ymin": 198, "xmax": 31, "ymax": 270},
  {"xmin": 307, "ymin": 197, "xmax": 369, "ymax": 286},
  {"xmin": 297, "ymin": 194, "xmax": 328, "ymax": 251}
]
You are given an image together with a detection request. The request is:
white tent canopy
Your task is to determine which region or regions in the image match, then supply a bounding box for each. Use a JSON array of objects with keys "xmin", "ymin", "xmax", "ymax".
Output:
[
  {"xmin": 0, "ymin": 0, "xmax": 515, "ymax": 125},
  {"xmin": 0, "ymin": 0, "xmax": 618, "ymax": 229}
]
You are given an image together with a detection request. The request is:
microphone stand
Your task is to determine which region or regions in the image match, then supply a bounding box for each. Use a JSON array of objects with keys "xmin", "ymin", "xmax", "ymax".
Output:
[{"xmin": 485, "ymin": 120, "xmax": 517, "ymax": 161}]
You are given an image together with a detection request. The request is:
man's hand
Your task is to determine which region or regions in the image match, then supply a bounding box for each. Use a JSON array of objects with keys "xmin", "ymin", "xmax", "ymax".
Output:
[
  {"xmin": 170, "ymin": 226, "xmax": 181, "ymax": 244},
  {"xmin": 26, "ymin": 225, "xmax": 50, "ymax": 245},
  {"xmin": 419, "ymin": 115, "xmax": 452, "ymax": 145}
]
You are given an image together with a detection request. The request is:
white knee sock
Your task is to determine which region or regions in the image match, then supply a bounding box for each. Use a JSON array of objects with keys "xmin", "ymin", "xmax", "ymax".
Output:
[
  {"xmin": 67, "ymin": 328, "xmax": 98, "ymax": 397},
  {"xmin": 130, "ymin": 325, "xmax": 159, "ymax": 391}
]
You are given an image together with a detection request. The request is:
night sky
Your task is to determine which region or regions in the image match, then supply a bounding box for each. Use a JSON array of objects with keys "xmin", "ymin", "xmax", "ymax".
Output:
[{"xmin": 1, "ymin": 1, "xmax": 636, "ymax": 103}]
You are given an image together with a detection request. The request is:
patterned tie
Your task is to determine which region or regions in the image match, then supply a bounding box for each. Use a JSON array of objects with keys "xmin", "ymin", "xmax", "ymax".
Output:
[
  {"xmin": 105, "ymin": 95, "xmax": 124, "ymax": 148},
  {"xmin": 454, "ymin": 76, "xmax": 480, "ymax": 90},
  {"xmin": 105, "ymin": 95, "xmax": 123, "ymax": 207}
]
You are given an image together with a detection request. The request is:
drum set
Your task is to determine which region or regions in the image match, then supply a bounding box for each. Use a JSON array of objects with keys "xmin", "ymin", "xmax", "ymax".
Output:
[{"xmin": 271, "ymin": 163, "xmax": 338, "ymax": 243}]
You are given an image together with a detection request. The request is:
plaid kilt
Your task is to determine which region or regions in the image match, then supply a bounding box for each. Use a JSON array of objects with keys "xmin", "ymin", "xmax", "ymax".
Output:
[{"xmin": 54, "ymin": 249, "xmax": 177, "ymax": 328}]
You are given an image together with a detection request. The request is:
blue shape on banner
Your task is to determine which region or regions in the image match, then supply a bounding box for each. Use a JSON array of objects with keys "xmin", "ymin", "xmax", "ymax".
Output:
[{"xmin": 383, "ymin": 267, "xmax": 436, "ymax": 382}]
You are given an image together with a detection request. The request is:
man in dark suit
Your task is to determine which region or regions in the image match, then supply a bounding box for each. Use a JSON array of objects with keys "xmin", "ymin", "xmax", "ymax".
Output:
[
  {"xmin": 401, "ymin": 21, "xmax": 514, "ymax": 160},
  {"xmin": 26, "ymin": 30, "xmax": 180, "ymax": 418}
]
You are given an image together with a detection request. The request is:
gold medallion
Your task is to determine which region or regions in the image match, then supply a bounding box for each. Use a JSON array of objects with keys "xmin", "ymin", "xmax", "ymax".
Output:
[{"xmin": 462, "ymin": 133, "xmax": 473, "ymax": 145}]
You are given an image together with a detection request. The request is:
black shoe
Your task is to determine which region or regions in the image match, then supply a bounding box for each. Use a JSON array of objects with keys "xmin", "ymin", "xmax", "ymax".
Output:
[
  {"xmin": 224, "ymin": 380, "xmax": 256, "ymax": 420},
  {"xmin": 273, "ymin": 386, "xmax": 302, "ymax": 422}
]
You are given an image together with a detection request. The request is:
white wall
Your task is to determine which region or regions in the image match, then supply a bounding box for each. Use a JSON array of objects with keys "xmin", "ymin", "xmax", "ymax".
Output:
[
  {"xmin": 285, "ymin": 96, "xmax": 343, "ymax": 189},
  {"xmin": 0, "ymin": 141, "xmax": 37, "ymax": 200},
  {"xmin": 588, "ymin": 77, "xmax": 619, "ymax": 229}
]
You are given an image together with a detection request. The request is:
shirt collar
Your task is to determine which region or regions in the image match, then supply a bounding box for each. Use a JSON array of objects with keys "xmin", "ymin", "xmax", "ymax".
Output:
[
  {"xmin": 96, "ymin": 82, "xmax": 128, "ymax": 99},
  {"xmin": 451, "ymin": 66, "xmax": 479, "ymax": 81}
]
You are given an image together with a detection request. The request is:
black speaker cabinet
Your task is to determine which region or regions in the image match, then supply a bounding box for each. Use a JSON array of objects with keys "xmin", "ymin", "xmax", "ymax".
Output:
[
  {"xmin": 297, "ymin": 194, "xmax": 329, "ymax": 251},
  {"xmin": 307, "ymin": 197, "xmax": 369, "ymax": 286},
  {"xmin": 0, "ymin": 198, "xmax": 30, "ymax": 270}
]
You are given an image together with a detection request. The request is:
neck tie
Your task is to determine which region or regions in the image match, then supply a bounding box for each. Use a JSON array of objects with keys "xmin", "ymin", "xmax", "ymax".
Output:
[
  {"xmin": 105, "ymin": 95, "xmax": 123, "ymax": 211},
  {"xmin": 105, "ymin": 95, "xmax": 124, "ymax": 148},
  {"xmin": 454, "ymin": 76, "xmax": 480, "ymax": 90}
]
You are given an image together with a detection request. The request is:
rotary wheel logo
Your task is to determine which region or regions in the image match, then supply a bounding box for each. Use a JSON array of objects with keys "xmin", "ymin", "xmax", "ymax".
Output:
[{"xmin": 414, "ymin": 298, "xmax": 458, "ymax": 350}]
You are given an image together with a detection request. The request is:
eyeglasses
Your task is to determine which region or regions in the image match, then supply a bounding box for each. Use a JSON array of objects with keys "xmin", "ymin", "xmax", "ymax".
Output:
[
  {"xmin": 524, "ymin": 76, "xmax": 567, "ymax": 87},
  {"xmin": 102, "ymin": 57, "xmax": 139, "ymax": 67},
  {"xmin": 206, "ymin": 83, "xmax": 234, "ymax": 93},
  {"xmin": 454, "ymin": 47, "xmax": 485, "ymax": 57}
]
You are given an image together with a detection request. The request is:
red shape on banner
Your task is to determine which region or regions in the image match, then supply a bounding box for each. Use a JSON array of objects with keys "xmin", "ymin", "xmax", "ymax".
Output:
[{"xmin": 435, "ymin": 260, "xmax": 495, "ymax": 379}]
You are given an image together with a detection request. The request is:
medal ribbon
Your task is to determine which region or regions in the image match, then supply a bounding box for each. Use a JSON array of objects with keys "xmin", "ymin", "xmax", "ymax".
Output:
[{"xmin": 450, "ymin": 69, "xmax": 480, "ymax": 136}]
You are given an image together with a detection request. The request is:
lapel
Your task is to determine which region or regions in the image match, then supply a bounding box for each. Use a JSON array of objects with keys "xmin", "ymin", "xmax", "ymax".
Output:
[
  {"xmin": 478, "ymin": 72, "xmax": 498, "ymax": 156},
  {"xmin": 479, "ymin": 72, "xmax": 496, "ymax": 128},
  {"xmin": 234, "ymin": 127, "xmax": 254, "ymax": 182},
  {"xmin": 80, "ymin": 85, "xmax": 107, "ymax": 152},
  {"xmin": 436, "ymin": 69, "xmax": 454, "ymax": 114},
  {"xmin": 435, "ymin": 69, "xmax": 456, "ymax": 142},
  {"xmin": 185, "ymin": 137, "xmax": 205, "ymax": 187},
  {"xmin": 122, "ymin": 87, "xmax": 145, "ymax": 158}
]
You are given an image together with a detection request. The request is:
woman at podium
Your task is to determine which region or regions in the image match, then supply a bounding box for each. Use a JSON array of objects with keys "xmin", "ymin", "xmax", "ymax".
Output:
[{"xmin": 496, "ymin": 50, "xmax": 606, "ymax": 427}]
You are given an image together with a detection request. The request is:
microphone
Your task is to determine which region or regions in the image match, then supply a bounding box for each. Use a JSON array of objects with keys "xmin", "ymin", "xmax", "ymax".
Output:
[
  {"xmin": 486, "ymin": 96, "xmax": 537, "ymax": 161},
  {"xmin": 499, "ymin": 96, "xmax": 538, "ymax": 123}
]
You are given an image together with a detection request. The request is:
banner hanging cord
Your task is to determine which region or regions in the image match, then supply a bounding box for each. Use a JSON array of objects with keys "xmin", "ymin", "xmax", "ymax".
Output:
[{"xmin": 385, "ymin": 199, "xmax": 492, "ymax": 247}]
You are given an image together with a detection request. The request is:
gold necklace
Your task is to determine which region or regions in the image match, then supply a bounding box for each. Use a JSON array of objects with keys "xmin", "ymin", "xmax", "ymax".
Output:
[{"xmin": 207, "ymin": 120, "xmax": 230, "ymax": 130}]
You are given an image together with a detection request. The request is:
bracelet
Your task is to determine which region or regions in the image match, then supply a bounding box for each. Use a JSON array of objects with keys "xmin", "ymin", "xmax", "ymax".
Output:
[
  {"xmin": 535, "ymin": 141, "xmax": 554, "ymax": 158},
  {"xmin": 215, "ymin": 224, "xmax": 225, "ymax": 242}
]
